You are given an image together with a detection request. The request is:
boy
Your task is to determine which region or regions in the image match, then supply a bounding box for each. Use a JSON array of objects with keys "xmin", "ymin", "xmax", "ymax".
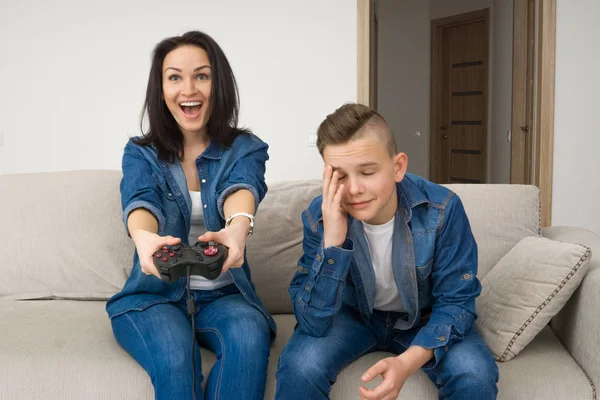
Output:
[{"xmin": 275, "ymin": 103, "xmax": 498, "ymax": 400}]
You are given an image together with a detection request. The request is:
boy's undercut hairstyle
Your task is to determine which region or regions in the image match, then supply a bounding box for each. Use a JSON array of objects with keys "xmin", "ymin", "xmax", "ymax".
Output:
[{"xmin": 316, "ymin": 103, "xmax": 397, "ymax": 157}]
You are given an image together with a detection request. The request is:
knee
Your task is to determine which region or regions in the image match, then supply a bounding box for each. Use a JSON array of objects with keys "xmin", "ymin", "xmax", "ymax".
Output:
[
  {"xmin": 159, "ymin": 346, "xmax": 195, "ymax": 377},
  {"xmin": 444, "ymin": 351, "xmax": 498, "ymax": 392},
  {"xmin": 277, "ymin": 342, "xmax": 329, "ymax": 384},
  {"xmin": 456, "ymin": 365, "xmax": 498, "ymax": 392},
  {"xmin": 221, "ymin": 309, "xmax": 270, "ymax": 354}
]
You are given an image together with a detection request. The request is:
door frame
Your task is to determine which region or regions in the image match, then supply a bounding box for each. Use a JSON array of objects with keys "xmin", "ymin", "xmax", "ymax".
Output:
[
  {"xmin": 429, "ymin": 8, "xmax": 490, "ymax": 184},
  {"xmin": 357, "ymin": 0, "xmax": 556, "ymax": 227}
]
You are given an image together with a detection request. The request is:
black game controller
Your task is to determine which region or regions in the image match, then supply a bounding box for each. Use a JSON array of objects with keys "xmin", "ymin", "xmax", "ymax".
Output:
[{"xmin": 153, "ymin": 241, "xmax": 228, "ymax": 283}]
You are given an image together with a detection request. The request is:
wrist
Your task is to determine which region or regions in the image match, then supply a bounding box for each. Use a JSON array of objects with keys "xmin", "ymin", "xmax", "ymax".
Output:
[
  {"xmin": 130, "ymin": 228, "xmax": 150, "ymax": 243},
  {"xmin": 397, "ymin": 347, "xmax": 434, "ymax": 375},
  {"xmin": 225, "ymin": 212, "xmax": 254, "ymax": 237},
  {"xmin": 324, "ymin": 236, "xmax": 344, "ymax": 249}
]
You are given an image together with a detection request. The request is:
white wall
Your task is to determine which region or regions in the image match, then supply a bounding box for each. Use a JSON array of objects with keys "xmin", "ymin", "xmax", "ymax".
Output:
[
  {"xmin": 0, "ymin": 0, "xmax": 357, "ymax": 183},
  {"xmin": 553, "ymin": 0, "xmax": 600, "ymax": 234},
  {"xmin": 490, "ymin": 0, "xmax": 512, "ymax": 184},
  {"xmin": 377, "ymin": 0, "xmax": 430, "ymax": 178}
]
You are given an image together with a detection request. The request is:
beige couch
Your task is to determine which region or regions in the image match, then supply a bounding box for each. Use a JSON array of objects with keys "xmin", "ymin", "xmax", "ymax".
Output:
[{"xmin": 0, "ymin": 170, "xmax": 598, "ymax": 399}]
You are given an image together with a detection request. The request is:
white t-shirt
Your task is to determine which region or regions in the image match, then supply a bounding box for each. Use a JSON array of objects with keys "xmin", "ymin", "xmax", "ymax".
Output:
[
  {"xmin": 188, "ymin": 190, "xmax": 234, "ymax": 290},
  {"xmin": 362, "ymin": 217, "xmax": 404, "ymax": 312}
]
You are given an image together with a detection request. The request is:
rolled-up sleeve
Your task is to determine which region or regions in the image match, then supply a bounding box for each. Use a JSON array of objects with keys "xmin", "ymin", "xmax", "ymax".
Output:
[
  {"xmin": 120, "ymin": 141, "xmax": 165, "ymax": 236},
  {"xmin": 216, "ymin": 136, "xmax": 269, "ymax": 219}
]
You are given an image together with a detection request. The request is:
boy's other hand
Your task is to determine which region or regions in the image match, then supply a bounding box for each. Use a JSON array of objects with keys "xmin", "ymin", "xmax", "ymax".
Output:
[
  {"xmin": 322, "ymin": 165, "xmax": 348, "ymax": 248},
  {"xmin": 359, "ymin": 357, "xmax": 409, "ymax": 400}
]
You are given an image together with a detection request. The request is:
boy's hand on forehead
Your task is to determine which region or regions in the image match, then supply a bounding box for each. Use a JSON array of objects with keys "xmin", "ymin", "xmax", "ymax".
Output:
[{"xmin": 322, "ymin": 165, "xmax": 348, "ymax": 248}]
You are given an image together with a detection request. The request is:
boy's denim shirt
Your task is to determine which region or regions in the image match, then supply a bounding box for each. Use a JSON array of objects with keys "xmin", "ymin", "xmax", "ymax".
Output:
[
  {"xmin": 106, "ymin": 132, "xmax": 277, "ymax": 337},
  {"xmin": 289, "ymin": 173, "xmax": 481, "ymax": 366}
]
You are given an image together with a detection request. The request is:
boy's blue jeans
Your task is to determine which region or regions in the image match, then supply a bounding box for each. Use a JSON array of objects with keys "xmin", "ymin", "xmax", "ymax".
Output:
[
  {"xmin": 111, "ymin": 284, "xmax": 270, "ymax": 400},
  {"xmin": 275, "ymin": 305, "xmax": 498, "ymax": 400}
]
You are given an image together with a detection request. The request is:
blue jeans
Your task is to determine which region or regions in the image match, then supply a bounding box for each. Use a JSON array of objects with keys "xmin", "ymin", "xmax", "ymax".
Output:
[
  {"xmin": 275, "ymin": 306, "xmax": 498, "ymax": 400},
  {"xmin": 111, "ymin": 284, "xmax": 271, "ymax": 400}
]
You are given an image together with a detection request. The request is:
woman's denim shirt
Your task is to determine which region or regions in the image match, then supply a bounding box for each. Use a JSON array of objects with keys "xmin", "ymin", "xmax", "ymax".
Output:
[{"xmin": 106, "ymin": 132, "xmax": 276, "ymax": 337}]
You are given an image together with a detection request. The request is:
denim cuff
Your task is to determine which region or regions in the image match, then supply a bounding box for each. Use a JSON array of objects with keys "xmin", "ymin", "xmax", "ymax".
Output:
[
  {"xmin": 122, "ymin": 201, "xmax": 166, "ymax": 237},
  {"xmin": 314, "ymin": 238, "xmax": 354, "ymax": 280},
  {"xmin": 410, "ymin": 324, "xmax": 452, "ymax": 368},
  {"xmin": 216, "ymin": 183, "xmax": 259, "ymax": 220}
]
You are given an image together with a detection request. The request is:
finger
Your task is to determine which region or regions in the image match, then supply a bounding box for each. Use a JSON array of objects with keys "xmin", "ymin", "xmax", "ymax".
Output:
[
  {"xmin": 142, "ymin": 260, "xmax": 161, "ymax": 279},
  {"xmin": 333, "ymin": 183, "xmax": 345, "ymax": 210},
  {"xmin": 358, "ymin": 386, "xmax": 377, "ymax": 400},
  {"xmin": 359, "ymin": 380, "xmax": 393, "ymax": 400},
  {"xmin": 163, "ymin": 235, "xmax": 181, "ymax": 246},
  {"xmin": 327, "ymin": 170, "xmax": 339, "ymax": 207},
  {"xmin": 362, "ymin": 361, "xmax": 387, "ymax": 382},
  {"xmin": 322, "ymin": 165, "xmax": 332, "ymax": 201},
  {"xmin": 198, "ymin": 231, "xmax": 220, "ymax": 244},
  {"xmin": 223, "ymin": 248, "xmax": 243, "ymax": 269}
]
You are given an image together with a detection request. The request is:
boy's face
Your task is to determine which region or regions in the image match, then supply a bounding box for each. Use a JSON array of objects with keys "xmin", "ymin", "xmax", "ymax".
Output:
[{"xmin": 322, "ymin": 131, "xmax": 408, "ymax": 225}]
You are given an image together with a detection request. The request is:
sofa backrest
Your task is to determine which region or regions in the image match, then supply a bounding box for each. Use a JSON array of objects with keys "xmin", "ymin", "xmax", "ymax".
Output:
[{"xmin": 0, "ymin": 171, "xmax": 540, "ymax": 314}]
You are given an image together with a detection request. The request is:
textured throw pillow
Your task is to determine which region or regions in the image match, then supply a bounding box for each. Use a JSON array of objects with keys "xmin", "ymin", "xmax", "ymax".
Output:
[{"xmin": 475, "ymin": 236, "xmax": 591, "ymax": 361}]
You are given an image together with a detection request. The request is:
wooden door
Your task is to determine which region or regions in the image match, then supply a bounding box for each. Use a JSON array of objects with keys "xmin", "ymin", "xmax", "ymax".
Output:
[{"xmin": 430, "ymin": 9, "xmax": 489, "ymax": 184}]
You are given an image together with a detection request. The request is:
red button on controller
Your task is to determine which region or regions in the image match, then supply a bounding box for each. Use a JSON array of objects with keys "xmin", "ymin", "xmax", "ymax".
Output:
[{"xmin": 204, "ymin": 246, "xmax": 218, "ymax": 256}]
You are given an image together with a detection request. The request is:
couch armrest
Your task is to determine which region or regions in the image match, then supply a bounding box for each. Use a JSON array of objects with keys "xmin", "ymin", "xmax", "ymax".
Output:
[{"xmin": 543, "ymin": 226, "xmax": 600, "ymax": 391}]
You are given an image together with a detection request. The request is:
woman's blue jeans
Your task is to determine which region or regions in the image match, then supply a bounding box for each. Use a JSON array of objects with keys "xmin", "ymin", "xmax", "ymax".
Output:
[{"xmin": 111, "ymin": 284, "xmax": 271, "ymax": 400}]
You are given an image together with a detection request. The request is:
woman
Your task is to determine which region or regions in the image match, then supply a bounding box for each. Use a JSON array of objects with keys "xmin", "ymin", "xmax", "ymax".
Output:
[{"xmin": 106, "ymin": 31, "xmax": 275, "ymax": 400}]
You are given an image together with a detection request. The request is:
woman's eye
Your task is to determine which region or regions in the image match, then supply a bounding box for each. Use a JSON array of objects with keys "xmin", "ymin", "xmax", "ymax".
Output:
[
  {"xmin": 197, "ymin": 74, "xmax": 209, "ymax": 80},
  {"xmin": 168, "ymin": 75, "xmax": 180, "ymax": 81},
  {"xmin": 338, "ymin": 175, "xmax": 347, "ymax": 180},
  {"xmin": 362, "ymin": 172, "xmax": 375, "ymax": 176}
]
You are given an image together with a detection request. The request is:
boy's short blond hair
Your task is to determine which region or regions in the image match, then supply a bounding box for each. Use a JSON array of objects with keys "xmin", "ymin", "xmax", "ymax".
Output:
[{"xmin": 316, "ymin": 103, "xmax": 397, "ymax": 157}]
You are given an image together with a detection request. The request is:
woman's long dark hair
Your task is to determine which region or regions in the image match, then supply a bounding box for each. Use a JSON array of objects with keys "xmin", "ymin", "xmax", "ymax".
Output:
[{"xmin": 134, "ymin": 31, "xmax": 247, "ymax": 162}]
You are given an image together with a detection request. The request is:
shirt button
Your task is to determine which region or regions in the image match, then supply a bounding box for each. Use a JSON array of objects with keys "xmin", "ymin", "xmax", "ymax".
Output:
[
  {"xmin": 316, "ymin": 255, "xmax": 322, "ymax": 261},
  {"xmin": 463, "ymin": 274, "xmax": 471, "ymax": 279},
  {"xmin": 203, "ymin": 204, "xmax": 207, "ymax": 209},
  {"xmin": 167, "ymin": 193, "xmax": 172, "ymax": 197},
  {"xmin": 328, "ymin": 259, "xmax": 334, "ymax": 265},
  {"xmin": 438, "ymin": 336, "xmax": 446, "ymax": 341},
  {"xmin": 201, "ymin": 179, "xmax": 206, "ymax": 183},
  {"xmin": 305, "ymin": 285, "xmax": 310, "ymax": 291}
]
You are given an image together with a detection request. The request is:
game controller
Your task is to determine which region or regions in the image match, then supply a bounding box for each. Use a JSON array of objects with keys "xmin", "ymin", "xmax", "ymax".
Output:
[{"xmin": 153, "ymin": 241, "xmax": 228, "ymax": 283}]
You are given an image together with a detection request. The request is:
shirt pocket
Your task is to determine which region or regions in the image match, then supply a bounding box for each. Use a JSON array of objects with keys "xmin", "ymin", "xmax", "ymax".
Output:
[
  {"xmin": 412, "ymin": 232, "xmax": 435, "ymax": 307},
  {"xmin": 151, "ymin": 173, "xmax": 179, "ymax": 234},
  {"xmin": 152, "ymin": 173, "xmax": 177, "ymax": 202}
]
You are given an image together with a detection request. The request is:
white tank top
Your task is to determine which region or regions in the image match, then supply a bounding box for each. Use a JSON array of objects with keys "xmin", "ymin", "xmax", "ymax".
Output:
[{"xmin": 188, "ymin": 190, "xmax": 234, "ymax": 290}]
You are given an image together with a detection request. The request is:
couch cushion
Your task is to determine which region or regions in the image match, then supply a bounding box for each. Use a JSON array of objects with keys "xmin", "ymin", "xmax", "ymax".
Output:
[
  {"xmin": 246, "ymin": 180, "xmax": 322, "ymax": 314},
  {"xmin": 0, "ymin": 301, "xmax": 593, "ymax": 399},
  {"xmin": 444, "ymin": 184, "xmax": 540, "ymax": 278},
  {"xmin": 476, "ymin": 236, "xmax": 592, "ymax": 361},
  {"xmin": 0, "ymin": 171, "xmax": 133, "ymax": 301}
]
